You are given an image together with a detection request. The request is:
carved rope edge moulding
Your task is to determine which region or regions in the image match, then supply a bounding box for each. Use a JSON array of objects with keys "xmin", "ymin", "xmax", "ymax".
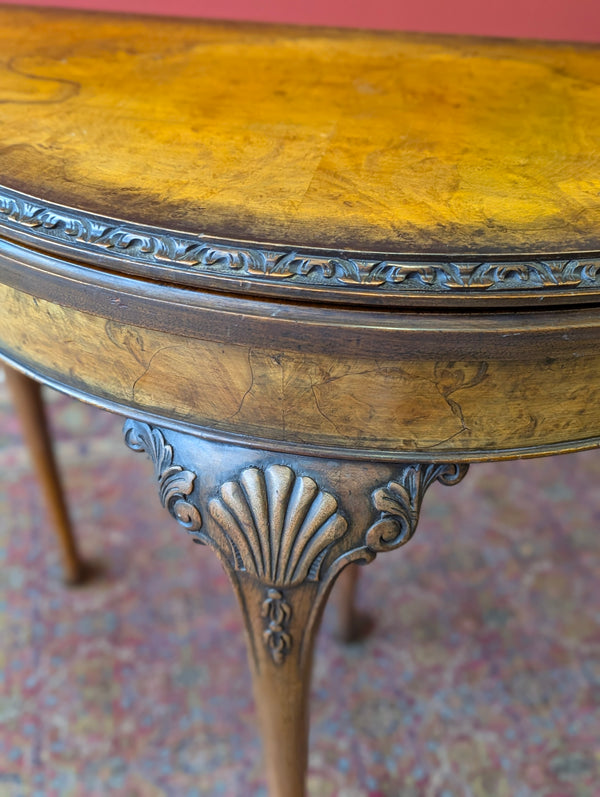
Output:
[
  {"xmin": 1, "ymin": 189, "xmax": 600, "ymax": 294},
  {"xmin": 123, "ymin": 420, "xmax": 469, "ymax": 664}
]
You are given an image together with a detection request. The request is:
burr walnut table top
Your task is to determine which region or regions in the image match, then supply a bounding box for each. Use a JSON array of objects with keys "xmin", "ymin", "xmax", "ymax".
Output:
[
  {"xmin": 2, "ymin": 7, "xmax": 599, "ymax": 257},
  {"xmin": 1, "ymin": 6, "xmax": 600, "ymax": 462},
  {"xmin": 1, "ymin": 6, "xmax": 600, "ymax": 307}
]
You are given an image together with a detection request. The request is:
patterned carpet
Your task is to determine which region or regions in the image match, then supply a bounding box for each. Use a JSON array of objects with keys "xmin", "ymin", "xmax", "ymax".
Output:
[{"xmin": 0, "ymin": 369, "xmax": 598, "ymax": 796}]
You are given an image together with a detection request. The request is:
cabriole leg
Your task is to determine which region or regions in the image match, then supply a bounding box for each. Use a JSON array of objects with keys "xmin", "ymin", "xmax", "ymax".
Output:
[
  {"xmin": 124, "ymin": 419, "xmax": 469, "ymax": 796},
  {"xmin": 5, "ymin": 366, "xmax": 86, "ymax": 584}
]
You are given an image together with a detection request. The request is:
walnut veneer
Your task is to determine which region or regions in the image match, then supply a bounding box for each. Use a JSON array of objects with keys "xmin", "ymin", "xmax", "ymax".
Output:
[{"xmin": 1, "ymin": 7, "xmax": 600, "ymax": 795}]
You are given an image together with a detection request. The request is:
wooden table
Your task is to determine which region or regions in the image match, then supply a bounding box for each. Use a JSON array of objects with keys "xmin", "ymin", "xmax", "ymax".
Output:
[{"xmin": 1, "ymin": 7, "xmax": 600, "ymax": 794}]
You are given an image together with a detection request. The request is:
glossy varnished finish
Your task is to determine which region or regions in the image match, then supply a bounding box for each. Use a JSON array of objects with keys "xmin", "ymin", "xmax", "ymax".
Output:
[
  {"xmin": 1, "ymin": 7, "xmax": 600, "ymax": 307},
  {"xmin": 1, "ymin": 6, "xmax": 600, "ymax": 256},
  {"xmin": 1, "ymin": 7, "xmax": 600, "ymax": 796}
]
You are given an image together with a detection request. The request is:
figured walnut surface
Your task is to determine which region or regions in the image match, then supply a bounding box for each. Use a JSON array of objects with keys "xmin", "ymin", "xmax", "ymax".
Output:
[
  {"xmin": 3, "ymin": 280, "xmax": 600, "ymax": 460},
  {"xmin": 2, "ymin": 6, "xmax": 600, "ymax": 460},
  {"xmin": 1, "ymin": 5, "xmax": 600, "ymax": 257}
]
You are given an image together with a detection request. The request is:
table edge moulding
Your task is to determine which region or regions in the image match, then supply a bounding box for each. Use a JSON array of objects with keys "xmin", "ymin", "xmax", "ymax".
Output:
[{"xmin": 1, "ymin": 6, "xmax": 600, "ymax": 795}]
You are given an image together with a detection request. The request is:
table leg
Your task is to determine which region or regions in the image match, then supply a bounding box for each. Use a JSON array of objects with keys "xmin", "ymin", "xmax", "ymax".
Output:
[
  {"xmin": 124, "ymin": 419, "xmax": 469, "ymax": 795},
  {"xmin": 334, "ymin": 563, "xmax": 374, "ymax": 643},
  {"xmin": 4, "ymin": 366, "xmax": 86, "ymax": 584},
  {"xmin": 236, "ymin": 577, "xmax": 318, "ymax": 796}
]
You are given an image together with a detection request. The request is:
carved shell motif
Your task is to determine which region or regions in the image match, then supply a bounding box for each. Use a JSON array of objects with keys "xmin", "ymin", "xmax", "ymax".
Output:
[{"xmin": 208, "ymin": 465, "xmax": 348, "ymax": 587}]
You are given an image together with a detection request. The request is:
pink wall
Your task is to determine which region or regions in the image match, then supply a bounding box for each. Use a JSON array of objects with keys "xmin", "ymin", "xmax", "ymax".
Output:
[{"xmin": 4, "ymin": 0, "xmax": 600, "ymax": 42}]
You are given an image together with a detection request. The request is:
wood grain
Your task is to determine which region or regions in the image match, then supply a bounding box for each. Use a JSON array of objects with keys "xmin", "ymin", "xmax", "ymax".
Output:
[
  {"xmin": 123, "ymin": 422, "xmax": 469, "ymax": 796},
  {"xmin": 3, "ymin": 282, "xmax": 600, "ymax": 458},
  {"xmin": 0, "ymin": 6, "xmax": 600, "ymax": 257}
]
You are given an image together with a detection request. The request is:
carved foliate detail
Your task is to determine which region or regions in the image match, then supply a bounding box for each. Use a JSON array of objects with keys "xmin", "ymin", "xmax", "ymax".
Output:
[
  {"xmin": 123, "ymin": 420, "xmax": 202, "ymax": 531},
  {"xmin": 123, "ymin": 421, "xmax": 470, "ymax": 667},
  {"xmin": 209, "ymin": 464, "xmax": 348, "ymax": 587},
  {"xmin": 365, "ymin": 463, "xmax": 469, "ymax": 552},
  {"xmin": 3, "ymin": 187, "xmax": 600, "ymax": 295},
  {"xmin": 261, "ymin": 588, "xmax": 292, "ymax": 665}
]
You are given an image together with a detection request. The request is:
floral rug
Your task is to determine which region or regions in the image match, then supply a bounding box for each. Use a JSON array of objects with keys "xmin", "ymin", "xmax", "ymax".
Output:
[{"xmin": 0, "ymin": 370, "xmax": 598, "ymax": 796}]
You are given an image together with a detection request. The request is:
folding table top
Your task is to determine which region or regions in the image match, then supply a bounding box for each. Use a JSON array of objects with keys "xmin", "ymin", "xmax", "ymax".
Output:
[{"xmin": 1, "ymin": 6, "xmax": 599, "ymax": 306}]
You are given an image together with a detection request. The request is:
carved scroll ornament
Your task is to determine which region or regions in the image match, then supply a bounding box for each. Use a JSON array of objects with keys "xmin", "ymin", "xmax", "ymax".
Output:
[
  {"xmin": 123, "ymin": 420, "xmax": 468, "ymax": 665},
  {"xmin": 123, "ymin": 420, "xmax": 202, "ymax": 532},
  {"xmin": 2, "ymin": 188, "xmax": 600, "ymax": 295},
  {"xmin": 365, "ymin": 463, "xmax": 469, "ymax": 553}
]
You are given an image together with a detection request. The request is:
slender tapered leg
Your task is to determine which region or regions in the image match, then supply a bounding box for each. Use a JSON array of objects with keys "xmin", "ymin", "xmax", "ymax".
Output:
[
  {"xmin": 4, "ymin": 367, "xmax": 86, "ymax": 584},
  {"xmin": 124, "ymin": 419, "xmax": 469, "ymax": 796},
  {"xmin": 239, "ymin": 578, "xmax": 318, "ymax": 796}
]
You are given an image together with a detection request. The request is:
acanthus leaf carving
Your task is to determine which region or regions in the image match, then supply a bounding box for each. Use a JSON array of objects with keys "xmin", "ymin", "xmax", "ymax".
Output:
[
  {"xmin": 123, "ymin": 421, "xmax": 471, "ymax": 669},
  {"xmin": 365, "ymin": 463, "xmax": 469, "ymax": 552},
  {"xmin": 123, "ymin": 420, "xmax": 202, "ymax": 532}
]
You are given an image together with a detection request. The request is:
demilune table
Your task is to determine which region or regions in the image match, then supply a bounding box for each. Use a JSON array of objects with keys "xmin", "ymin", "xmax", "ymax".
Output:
[{"xmin": 1, "ymin": 7, "xmax": 600, "ymax": 795}]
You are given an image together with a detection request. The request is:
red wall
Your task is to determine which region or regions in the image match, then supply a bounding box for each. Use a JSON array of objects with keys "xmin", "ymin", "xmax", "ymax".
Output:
[{"xmin": 4, "ymin": 0, "xmax": 600, "ymax": 42}]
